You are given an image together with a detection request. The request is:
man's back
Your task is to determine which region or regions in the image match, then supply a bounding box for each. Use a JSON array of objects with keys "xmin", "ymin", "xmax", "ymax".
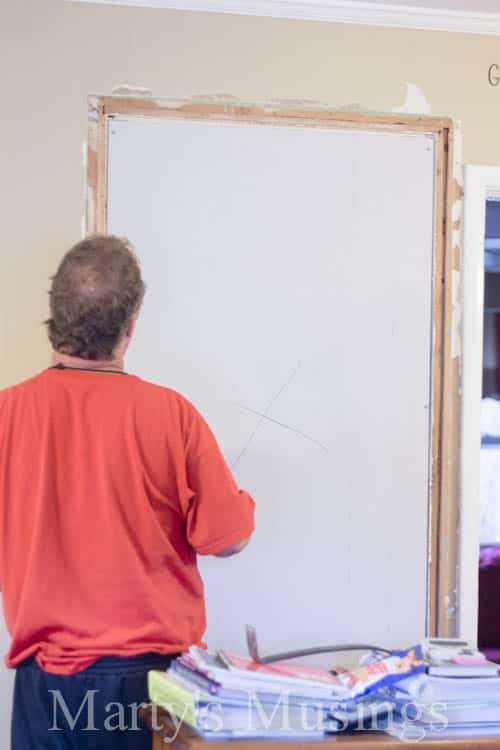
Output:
[{"xmin": 0, "ymin": 367, "xmax": 255, "ymax": 675}]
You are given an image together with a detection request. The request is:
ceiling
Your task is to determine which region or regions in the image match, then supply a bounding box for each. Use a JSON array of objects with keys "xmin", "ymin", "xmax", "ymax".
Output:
[
  {"xmin": 67, "ymin": 0, "xmax": 500, "ymax": 34},
  {"xmin": 351, "ymin": 0, "xmax": 500, "ymax": 11}
]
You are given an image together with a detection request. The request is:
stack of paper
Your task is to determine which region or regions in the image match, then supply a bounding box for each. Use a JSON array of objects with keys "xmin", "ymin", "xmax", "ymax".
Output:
[
  {"xmin": 149, "ymin": 648, "xmax": 342, "ymax": 740},
  {"xmin": 148, "ymin": 645, "xmax": 424, "ymax": 740},
  {"xmin": 389, "ymin": 674, "xmax": 500, "ymax": 740},
  {"xmin": 422, "ymin": 638, "xmax": 499, "ymax": 677}
]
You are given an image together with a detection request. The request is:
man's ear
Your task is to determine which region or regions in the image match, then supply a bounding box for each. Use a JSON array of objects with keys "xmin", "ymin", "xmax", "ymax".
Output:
[{"xmin": 126, "ymin": 319, "xmax": 136, "ymax": 339}]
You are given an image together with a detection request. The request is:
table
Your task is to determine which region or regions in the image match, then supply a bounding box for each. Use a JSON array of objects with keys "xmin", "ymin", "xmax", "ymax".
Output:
[{"xmin": 139, "ymin": 705, "xmax": 500, "ymax": 750}]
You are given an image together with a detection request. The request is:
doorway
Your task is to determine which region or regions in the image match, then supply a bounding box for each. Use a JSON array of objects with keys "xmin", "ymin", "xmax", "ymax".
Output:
[
  {"xmin": 478, "ymin": 199, "xmax": 500, "ymax": 660},
  {"xmin": 462, "ymin": 167, "xmax": 500, "ymax": 648}
]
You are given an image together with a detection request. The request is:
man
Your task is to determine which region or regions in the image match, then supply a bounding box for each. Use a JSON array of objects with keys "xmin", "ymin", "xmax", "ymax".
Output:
[{"xmin": 0, "ymin": 235, "xmax": 255, "ymax": 749}]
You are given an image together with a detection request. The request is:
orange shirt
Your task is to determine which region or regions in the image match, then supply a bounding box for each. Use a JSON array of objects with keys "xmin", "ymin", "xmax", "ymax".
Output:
[{"xmin": 0, "ymin": 368, "xmax": 255, "ymax": 675}]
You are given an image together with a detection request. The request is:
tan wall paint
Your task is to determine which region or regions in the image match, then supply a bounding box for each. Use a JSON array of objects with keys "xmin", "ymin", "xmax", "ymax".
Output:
[
  {"xmin": 1, "ymin": 1, "xmax": 499, "ymax": 388},
  {"xmin": 0, "ymin": 2, "xmax": 496, "ymax": 738}
]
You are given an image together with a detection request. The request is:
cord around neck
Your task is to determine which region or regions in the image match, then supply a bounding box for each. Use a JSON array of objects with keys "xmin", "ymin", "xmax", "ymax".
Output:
[{"xmin": 50, "ymin": 363, "xmax": 127, "ymax": 375}]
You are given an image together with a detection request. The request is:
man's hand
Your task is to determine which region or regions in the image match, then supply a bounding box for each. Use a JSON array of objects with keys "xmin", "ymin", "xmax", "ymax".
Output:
[{"xmin": 214, "ymin": 537, "xmax": 250, "ymax": 558}]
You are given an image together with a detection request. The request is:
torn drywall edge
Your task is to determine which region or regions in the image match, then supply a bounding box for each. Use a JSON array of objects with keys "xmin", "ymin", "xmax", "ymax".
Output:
[
  {"xmin": 86, "ymin": 96, "xmax": 104, "ymax": 234},
  {"xmin": 452, "ymin": 198, "xmax": 463, "ymax": 254},
  {"xmin": 452, "ymin": 124, "xmax": 465, "ymax": 261},
  {"xmin": 157, "ymin": 93, "xmax": 348, "ymax": 111},
  {"xmin": 453, "ymin": 122, "xmax": 464, "ymax": 188},
  {"xmin": 86, "ymin": 185, "xmax": 95, "ymax": 238},
  {"xmin": 202, "ymin": 94, "xmax": 333, "ymax": 109},
  {"xmin": 452, "ymin": 199, "xmax": 462, "ymax": 223},
  {"xmin": 391, "ymin": 82, "xmax": 432, "ymax": 116},
  {"xmin": 451, "ymin": 120, "xmax": 464, "ymax": 362},
  {"xmin": 112, "ymin": 84, "xmax": 153, "ymax": 97},
  {"xmin": 443, "ymin": 592, "xmax": 457, "ymax": 621},
  {"xmin": 161, "ymin": 97, "xmax": 442, "ymax": 118},
  {"xmin": 81, "ymin": 141, "xmax": 87, "ymax": 238},
  {"xmin": 87, "ymin": 96, "xmax": 100, "ymax": 150},
  {"xmin": 86, "ymin": 91, "xmax": 448, "ymax": 121},
  {"xmin": 451, "ymin": 269, "xmax": 462, "ymax": 361}
]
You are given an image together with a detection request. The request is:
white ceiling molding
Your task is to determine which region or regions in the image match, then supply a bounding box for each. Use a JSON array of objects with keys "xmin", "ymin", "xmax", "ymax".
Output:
[{"xmin": 66, "ymin": 0, "xmax": 500, "ymax": 36}]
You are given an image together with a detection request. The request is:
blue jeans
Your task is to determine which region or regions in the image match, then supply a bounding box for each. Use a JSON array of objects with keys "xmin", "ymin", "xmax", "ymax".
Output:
[{"xmin": 12, "ymin": 653, "xmax": 175, "ymax": 749}]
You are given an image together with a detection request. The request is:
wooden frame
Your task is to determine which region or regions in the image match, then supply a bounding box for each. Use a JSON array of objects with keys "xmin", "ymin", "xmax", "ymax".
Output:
[{"xmin": 87, "ymin": 95, "xmax": 460, "ymax": 638}]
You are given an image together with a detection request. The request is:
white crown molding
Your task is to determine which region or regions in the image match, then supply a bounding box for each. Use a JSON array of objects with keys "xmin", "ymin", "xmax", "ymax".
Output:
[{"xmin": 66, "ymin": 0, "xmax": 500, "ymax": 36}]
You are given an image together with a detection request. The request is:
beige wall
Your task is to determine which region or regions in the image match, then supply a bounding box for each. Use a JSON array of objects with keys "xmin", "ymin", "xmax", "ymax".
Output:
[
  {"xmin": 1, "ymin": 1, "xmax": 499, "ymax": 387},
  {"xmin": 0, "ymin": 2, "xmax": 497, "ymax": 741}
]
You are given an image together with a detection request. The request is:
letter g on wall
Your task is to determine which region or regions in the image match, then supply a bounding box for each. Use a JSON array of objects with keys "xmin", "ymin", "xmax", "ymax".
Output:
[{"xmin": 489, "ymin": 64, "xmax": 500, "ymax": 86}]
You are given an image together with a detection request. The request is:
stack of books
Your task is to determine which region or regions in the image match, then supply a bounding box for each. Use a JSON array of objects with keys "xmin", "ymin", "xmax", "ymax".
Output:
[
  {"xmin": 389, "ymin": 639, "xmax": 500, "ymax": 740},
  {"xmin": 149, "ymin": 648, "xmax": 340, "ymax": 740},
  {"xmin": 390, "ymin": 675, "xmax": 500, "ymax": 739},
  {"xmin": 421, "ymin": 638, "xmax": 498, "ymax": 677},
  {"xmin": 148, "ymin": 645, "xmax": 424, "ymax": 740}
]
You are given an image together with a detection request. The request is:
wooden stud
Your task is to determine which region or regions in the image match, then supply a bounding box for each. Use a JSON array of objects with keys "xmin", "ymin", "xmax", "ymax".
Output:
[
  {"xmin": 97, "ymin": 95, "xmax": 452, "ymax": 134},
  {"xmin": 87, "ymin": 96, "xmax": 108, "ymax": 234},
  {"xmin": 428, "ymin": 127, "xmax": 448, "ymax": 637},
  {"xmin": 436, "ymin": 125, "xmax": 461, "ymax": 638}
]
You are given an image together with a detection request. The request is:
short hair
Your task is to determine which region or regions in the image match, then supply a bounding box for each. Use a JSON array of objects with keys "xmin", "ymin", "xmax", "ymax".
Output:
[{"xmin": 46, "ymin": 235, "xmax": 145, "ymax": 360}]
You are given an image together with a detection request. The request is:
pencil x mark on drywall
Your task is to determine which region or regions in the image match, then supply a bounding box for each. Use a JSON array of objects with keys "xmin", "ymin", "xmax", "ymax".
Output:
[{"xmin": 231, "ymin": 362, "xmax": 328, "ymax": 469}]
